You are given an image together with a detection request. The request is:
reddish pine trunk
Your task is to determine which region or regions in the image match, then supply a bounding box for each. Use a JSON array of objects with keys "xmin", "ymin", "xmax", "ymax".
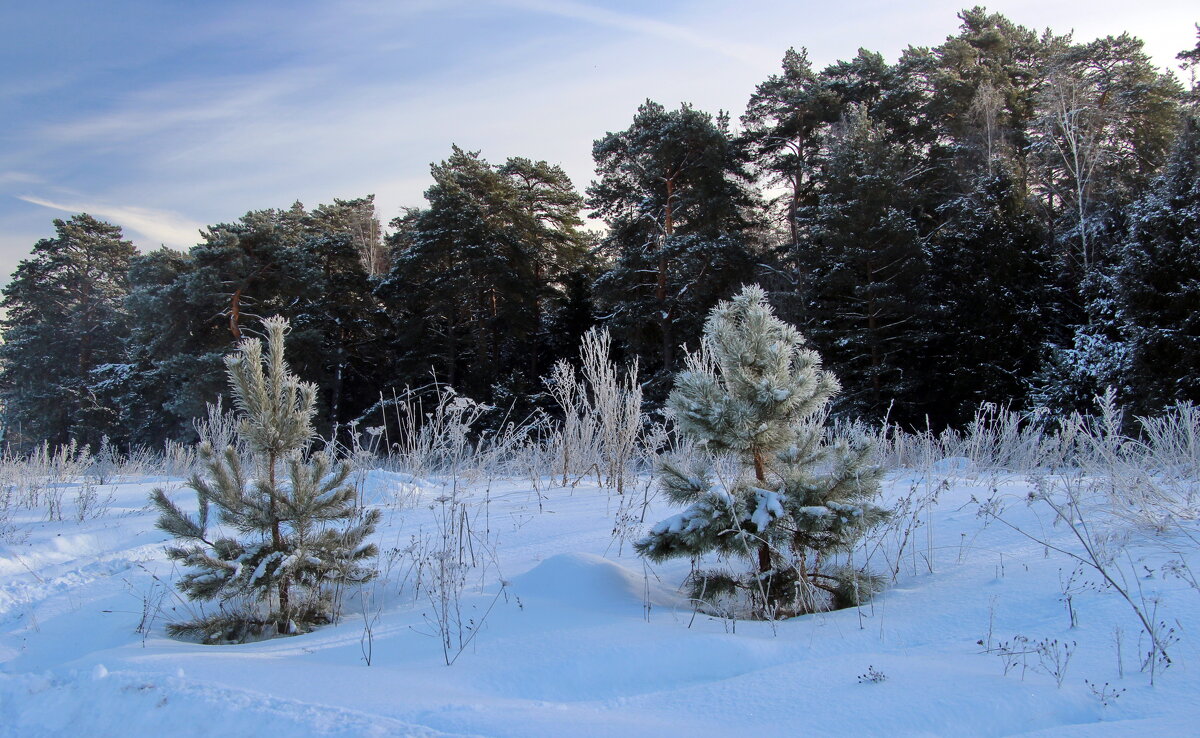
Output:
[
  {"xmin": 230, "ymin": 288, "xmax": 243, "ymax": 339},
  {"xmin": 753, "ymin": 451, "xmax": 771, "ymax": 575}
]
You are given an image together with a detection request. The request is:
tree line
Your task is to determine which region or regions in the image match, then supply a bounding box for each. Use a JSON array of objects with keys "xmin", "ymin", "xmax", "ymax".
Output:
[{"xmin": 3, "ymin": 8, "xmax": 1198, "ymax": 452}]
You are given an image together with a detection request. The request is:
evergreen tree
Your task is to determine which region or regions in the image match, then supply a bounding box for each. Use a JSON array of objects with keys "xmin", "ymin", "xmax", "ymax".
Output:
[
  {"xmin": 1118, "ymin": 113, "xmax": 1200, "ymax": 413},
  {"xmin": 378, "ymin": 147, "xmax": 590, "ymax": 402},
  {"xmin": 922, "ymin": 174, "xmax": 1054, "ymax": 423},
  {"xmin": 290, "ymin": 197, "xmax": 388, "ymax": 436},
  {"xmin": 307, "ymin": 195, "xmax": 388, "ymax": 276},
  {"xmin": 742, "ymin": 48, "xmax": 839, "ymax": 247},
  {"xmin": 589, "ymin": 100, "xmax": 760, "ymax": 390},
  {"xmin": 91, "ymin": 247, "xmax": 200, "ymax": 446},
  {"xmin": 796, "ymin": 106, "xmax": 927, "ymax": 422},
  {"xmin": 0, "ymin": 214, "xmax": 136, "ymax": 449},
  {"xmin": 636, "ymin": 286, "xmax": 885, "ymax": 618},
  {"xmin": 1025, "ymin": 36, "xmax": 1182, "ymax": 412},
  {"xmin": 116, "ymin": 199, "xmax": 390, "ymax": 446},
  {"xmin": 911, "ymin": 11, "xmax": 1063, "ymax": 422},
  {"xmin": 1180, "ymin": 26, "xmax": 1200, "ymax": 106},
  {"xmin": 151, "ymin": 316, "xmax": 379, "ymax": 642},
  {"xmin": 927, "ymin": 8, "xmax": 1047, "ymax": 187},
  {"xmin": 116, "ymin": 206, "xmax": 316, "ymax": 445},
  {"xmin": 819, "ymin": 47, "xmax": 933, "ymax": 147}
]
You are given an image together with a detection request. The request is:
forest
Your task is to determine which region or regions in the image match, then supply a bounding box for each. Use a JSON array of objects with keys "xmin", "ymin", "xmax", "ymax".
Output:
[
  {"xmin": 2, "ymin": 7, "xmax": 1198, "ymax": 452},
  {"xmin": 5, "ymin": 8, "xmax": 1200, "ymax": 735}
]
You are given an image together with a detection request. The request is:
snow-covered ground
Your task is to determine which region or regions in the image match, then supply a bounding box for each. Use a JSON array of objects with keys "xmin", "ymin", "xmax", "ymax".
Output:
[{"xmin": 3, "ymin": 466, "xmax": 1200, "ymax": 737}]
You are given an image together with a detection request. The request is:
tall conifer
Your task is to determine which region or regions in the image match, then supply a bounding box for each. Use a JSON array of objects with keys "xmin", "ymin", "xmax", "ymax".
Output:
[
  {"xmin": 1119, "ymin": 114, "xmax": 1200, "ymax": 413},
  {"xmin": 0, "ymin": 215, "xmax": 135, "ymax": 449}
]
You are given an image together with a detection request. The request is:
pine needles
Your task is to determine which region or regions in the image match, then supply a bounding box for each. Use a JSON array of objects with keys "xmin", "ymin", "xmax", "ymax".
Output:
[{"xmin": 151, "ymin": 316, "xmax": 379, "ymax": 643}]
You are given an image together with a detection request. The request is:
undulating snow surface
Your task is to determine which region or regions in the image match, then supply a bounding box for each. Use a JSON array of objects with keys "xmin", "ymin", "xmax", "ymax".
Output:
[{"xmin": 3, "ymin": 469, "xmax": 1200, "ymax": 736}]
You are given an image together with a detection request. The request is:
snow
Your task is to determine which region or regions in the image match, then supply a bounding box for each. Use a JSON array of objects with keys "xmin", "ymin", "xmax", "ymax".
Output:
[
  {"xmin": 931, "ymin": 456, "xmax": 974, "ymax": 475},
  {"xmin": 251, "ymin": 551, "xmax": 283, "ymax": 584},
  {"xmin": 751, "ymin": 489, "xmax": 784, "ymax": 531},
  {"xmin": 650, "ymin": 507, "xmax": 710, "ymax": 536},
  {"xmin": 3, "ymin": 468, "xmax": 1200, "ymax": 736}
]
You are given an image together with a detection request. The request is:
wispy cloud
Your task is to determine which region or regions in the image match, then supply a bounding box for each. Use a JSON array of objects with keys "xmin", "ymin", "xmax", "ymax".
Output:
[
  {"xmin": 500, "ymin": 0, "xmax": 774, "ymax": 67},
  {"xmin": 38, "ymin": 72, "xmax": 320, "ymax": 145},
  {"xmin": 17, "ymin": 195, "xmax": 205, "ymax": 249},
  {"xmin": 0, "ymin": 172, "xmax": 44, "ymax": 187}
]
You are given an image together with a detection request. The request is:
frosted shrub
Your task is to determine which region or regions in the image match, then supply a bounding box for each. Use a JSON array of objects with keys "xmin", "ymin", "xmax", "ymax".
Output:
[
  {"xmin": 359, "ymin": 379, "xmax": 550, "ymax": 490},
  {"xmin": 161, "ymin": 440, "xmax": 197, "ymax": 477},
  {"xmin": 580, "ymin": 328, "xmax": 643, "ymax": 494},
  {"xmin": 546, "ymin": 328, "xmax": 643, "ymax": 493},
  {"xmin": 1139, "ymin": 402, "xmax": 1200, "ymax": 477},
  {"xmin": 72, "ymin": 480, "xmax": 113, "ymax": 522},
  {"xmin": 370, "ymin": 383, "xmax": 492, "ymax": 480},
  {"xmin": 192, "ymin": 396, "xmax": 243, "ymax": 459},
  {"xmin": 1051, "ymin": 391, "xmax": 1200, "ymax": 528},
  {"xmin": 545, "ymin": 358, "xmax": 601, "ymax": 485},
  {"xmin": 0, "ymin": 478, "xmax": 15, "ymax": 542}
]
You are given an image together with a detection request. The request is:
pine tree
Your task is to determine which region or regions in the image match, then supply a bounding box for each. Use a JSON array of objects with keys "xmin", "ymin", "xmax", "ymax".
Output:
[
  {"xmin": 588, "ymin": 101, "xmax": 760, "ymax": 391},
  {"xmin": 290, "ymin": 197, "xmax": 389, "ymax": 437},
  {"xmin": 1118, "ymin": 113, "xmax": 1200, "ymax": 413},
  {"xmin": 796, "ymin": 105, "xmax": 927, "ymax": 421},
  {"xmin": 741, "ymin": 47, "xmax": 839, "ymax": 247},
  {"xmin": 927, "ymin": 9, "xmax": 1046, "ymax": 185},
  {"xmin": 116, "ymin": 198, "xmax": 391, "ymax": 446},
  {"xmin": 151, "ymin": 316, "xmax": 379, "ymax": 642},
  {"xmin": 90, "ymin": 247, "xmax": 202, "ymax": 446},
  {"xmin": 922, "ymin": 173, "xmax": 1054, "ymax": 423},
  {"xmin": 115, "ymin": 205, "xmax": 316, "ymax": 446},
  {"xmin": 0, "ymin": 214, "xmax": 136, "ymax": 450},
  {"xmin": 378, "ymin": 147, "xmax": 590, "ymax": 402},
  {"xmin": 635, "ymin": 286, "xmax": 886, "ymax": 618},
  {"xmin": 1181, "ymin": 26, "xmax": 1200, "ymax": 106}
]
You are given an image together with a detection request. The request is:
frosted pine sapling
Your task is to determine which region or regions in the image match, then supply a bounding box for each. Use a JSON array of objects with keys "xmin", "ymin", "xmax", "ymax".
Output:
[
  {"xmin": 152, "ymin": 316, "xmax": 380, "ymax": 642},
  {"xmin": 635, "ymin": 285, "xmax": 887, "ymax": 617}
]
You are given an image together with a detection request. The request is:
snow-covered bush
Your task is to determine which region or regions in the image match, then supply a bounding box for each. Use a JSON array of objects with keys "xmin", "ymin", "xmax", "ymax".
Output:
[
  {"xmin": 350, "ymin": 378, "xmax": 555, "ymax": 491},
  {"xmin": 545, "ymin": 327, "xmax": 643, "ymax": 493},
  {"xmin": 636, "ymin": 285, "xmax": 887, "ymax": 618},
  {"xmin": 545, "ymin": 356, "xmax": 601, "ymax": 485},
  {"xmin": 151, "ymin": 316, "xmax": 379, "ymax": 643}
]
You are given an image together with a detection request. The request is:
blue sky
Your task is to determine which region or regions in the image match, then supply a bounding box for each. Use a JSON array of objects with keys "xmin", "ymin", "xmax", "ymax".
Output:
[{"xmin": 1, "ymin": 1, "xmax": 1196, "ymax": 282}]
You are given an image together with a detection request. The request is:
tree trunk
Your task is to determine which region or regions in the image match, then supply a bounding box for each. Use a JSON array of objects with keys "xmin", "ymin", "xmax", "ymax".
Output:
[
  {"xmin": 753, "ymin": 450, "xmax": 771, "ymax": 575},
  {"xmin": 757, "ymin": 542, "xmax": 772, "ymax": 576},
  {"xmin": 787, "ymin": 169, "xmax": 801, "ymax": 248},
  {"xmin": 268, "ymin": 449, "xmax": 290, "ymax": 624},
  {"xmin": 658, "ymin": 175, "xmax": 676, "ymax": 372},
  {"xmin": 866, "ymin": 259, "xmax": 881, "ymax": 408},
  {"xmin": 230, "ymin": 288, "xmax": 243, "ymax": 339}
]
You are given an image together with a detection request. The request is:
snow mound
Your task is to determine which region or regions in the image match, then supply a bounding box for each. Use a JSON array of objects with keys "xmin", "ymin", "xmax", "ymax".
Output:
[
  {"xmin": 931, "ymin": 456, "xmax": 974, "ymax": 475},
  {"xmin": 358, "ymin": 470, "xmax": 427, "ymax": 506},
  {"xmin": 508, "ymin": 553, "xmax": 664, "ymax": 613}
]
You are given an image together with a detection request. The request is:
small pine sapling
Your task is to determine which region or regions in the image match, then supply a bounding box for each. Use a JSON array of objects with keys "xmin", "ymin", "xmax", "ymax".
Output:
[
  {"xmin": 635, "ymin": 285, "xmax": 887, "ymax": 618},
  {"xmin": 152, "ymin": 316, "xmax": 380, "ymax": 642}
]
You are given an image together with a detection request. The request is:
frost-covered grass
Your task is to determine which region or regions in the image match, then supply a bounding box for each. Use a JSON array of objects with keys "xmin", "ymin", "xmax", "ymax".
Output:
[{"xmin": 3, "ymin": 404, "xmax": 1200, "ymax": 736}]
